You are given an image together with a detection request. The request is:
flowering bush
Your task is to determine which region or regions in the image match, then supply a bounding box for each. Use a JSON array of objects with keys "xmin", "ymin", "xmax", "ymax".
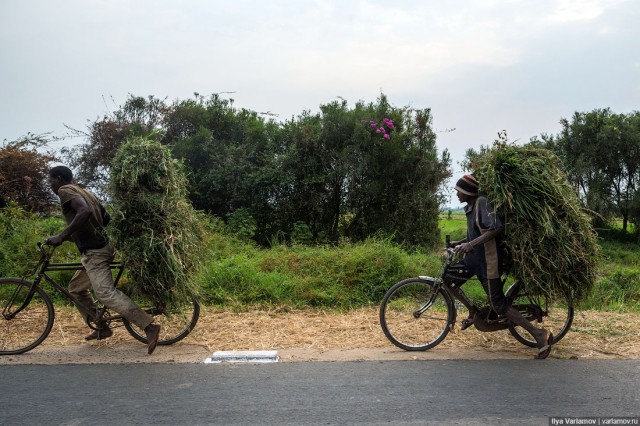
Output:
[{"xmin": 363, "ymin": 117, "xmax": 395, "ymax": 140}]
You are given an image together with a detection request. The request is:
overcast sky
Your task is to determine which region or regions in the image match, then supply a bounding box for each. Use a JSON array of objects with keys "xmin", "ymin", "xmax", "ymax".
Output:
[{"xmin": 1, "ymin": 0, "xmax": 638, "ymax": 205}]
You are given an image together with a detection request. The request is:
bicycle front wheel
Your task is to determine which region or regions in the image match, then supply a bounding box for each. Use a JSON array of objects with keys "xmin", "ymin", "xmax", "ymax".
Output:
[
  {"xmin": 507, "ymin": 284, "xmax": 574, "ymax": 347},
  {"xmin": 0, "ymin": 278, "xmax": 55, "ymax": 355},
  {"xmin": 123, "ymin": 294, "xmax": 200, "ymax": 345},
  {"xmin": 379, "ymin": 278, "xmax": 455, "ymax": 351}
]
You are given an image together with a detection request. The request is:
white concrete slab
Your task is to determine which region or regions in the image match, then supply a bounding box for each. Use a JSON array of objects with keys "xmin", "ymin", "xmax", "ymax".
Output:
[{"xmin": 204, "ymin": 350, "xmax": 279, "ymax": 363}]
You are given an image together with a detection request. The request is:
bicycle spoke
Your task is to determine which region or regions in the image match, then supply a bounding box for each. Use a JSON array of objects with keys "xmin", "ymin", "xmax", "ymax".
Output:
[
  {"xmin": 380, "ymin": 278, "xmax": 453, "ymax": 351},
  {"xmin": 0, "ymin": 279, "xmax": 54, "ymax": 355}
]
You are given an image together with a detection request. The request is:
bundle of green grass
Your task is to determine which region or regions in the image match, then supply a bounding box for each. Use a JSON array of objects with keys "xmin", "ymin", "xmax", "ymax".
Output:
[
  {"xmin": 472, "ymin": 142, "xmax": 599, "ymax": 302},
  {"xmin": 107, "ymin": 136, "xmax": 204, "ymax": 308}
]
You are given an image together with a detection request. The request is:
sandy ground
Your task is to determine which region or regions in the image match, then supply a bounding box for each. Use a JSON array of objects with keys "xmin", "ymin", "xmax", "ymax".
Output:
[{"xmin": 1, "ymin": 307, "xmax": 638, "ymax": 364}]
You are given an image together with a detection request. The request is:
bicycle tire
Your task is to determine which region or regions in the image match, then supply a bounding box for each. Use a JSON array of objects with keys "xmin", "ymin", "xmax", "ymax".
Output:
[
  {"xmin": 0, "ymin": 278, "xmax": 55, "ymax": 355},
  {"xmin": 379, "ymin": 278, "xmax": 455, "ymax": 351},
  {"xmin": 123, "ymin": 294, "xmax": 200, "ymax": 346},
  {"xmin": 506, "ymin": 283, "xmax": 574, "ymax": 347}
]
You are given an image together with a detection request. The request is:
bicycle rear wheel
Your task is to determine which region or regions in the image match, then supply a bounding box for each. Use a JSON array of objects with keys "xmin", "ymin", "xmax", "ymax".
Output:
[
  {"xmin": 379, "ymin": 278, "xmax": 455, "ymax": 351},
  {"xmin": 123, "ymin": 294, "xmax": 200, "ymax": 345},
  {"xmin": 0, "ymin": 278, "xmax": 55, "ymax": 355},
  {"xmin": 507, "ymin": 284, "xmax": 573, "ymax": 347}
]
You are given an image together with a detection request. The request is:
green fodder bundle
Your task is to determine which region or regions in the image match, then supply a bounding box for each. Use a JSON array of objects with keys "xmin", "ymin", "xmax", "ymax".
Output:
[
  {"xmin": 473, "ymin": 142, "xmax": 599, "ymax": 302},
  {"xmin": 107, "ymin": 136, "xmax": 204, "ymax": 308}
]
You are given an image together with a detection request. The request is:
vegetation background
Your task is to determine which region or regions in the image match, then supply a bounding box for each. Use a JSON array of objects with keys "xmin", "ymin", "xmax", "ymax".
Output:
[{"xmin": 1, "ymin": 94, "xmax": 639, "ymax": 313}]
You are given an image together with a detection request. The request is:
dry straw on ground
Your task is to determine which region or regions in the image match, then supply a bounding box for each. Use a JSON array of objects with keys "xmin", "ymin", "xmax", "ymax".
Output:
[{"xmin": 37, "ymin": 306, "xmax": 640, "ymax": 359}]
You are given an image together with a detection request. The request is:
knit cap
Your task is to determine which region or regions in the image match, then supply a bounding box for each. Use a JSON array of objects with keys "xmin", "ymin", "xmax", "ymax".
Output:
[{"xmin": 455, "ymin": 174, "xmax": 479, "ymax": 196}]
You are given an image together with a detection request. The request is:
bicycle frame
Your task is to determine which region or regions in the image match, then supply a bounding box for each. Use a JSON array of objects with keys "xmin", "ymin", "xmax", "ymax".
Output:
[
  {"xmin": 18, "ymin": 243, "xmax": 128, "ymax": 328},
  {"xmin": 379, "ymin": 240, "xmax": 574, "ymax": 351},
  {"xmin": 420, "ymin": 247, "xmax": 523, "ymax": 330}
]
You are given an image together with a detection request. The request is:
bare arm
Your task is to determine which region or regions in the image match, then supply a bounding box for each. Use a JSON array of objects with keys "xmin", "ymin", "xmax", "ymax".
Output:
[
  {"xmin": 455, "ymin": 227, "xmax": 502, "ymax": 254},
  {"xmin": 46, "ymin": 196, "xmax": 92, "ymax": 246}
]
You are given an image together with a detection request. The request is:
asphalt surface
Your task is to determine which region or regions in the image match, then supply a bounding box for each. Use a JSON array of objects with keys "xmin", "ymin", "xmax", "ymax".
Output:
[{"xmin": 1, "ymin": 360, "xmax": 639, "ymax": 425}]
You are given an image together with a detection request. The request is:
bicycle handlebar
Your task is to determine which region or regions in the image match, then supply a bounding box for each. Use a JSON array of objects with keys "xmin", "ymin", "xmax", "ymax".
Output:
[{"xmin": 37, "ymin": 241, "xmax": 56, "ymax": 261}]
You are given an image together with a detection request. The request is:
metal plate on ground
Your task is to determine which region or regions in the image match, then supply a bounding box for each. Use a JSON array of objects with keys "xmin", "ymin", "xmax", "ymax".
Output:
[{"xmin": 204, "ymin": 350, "xmax": 279, "ymax": 364}]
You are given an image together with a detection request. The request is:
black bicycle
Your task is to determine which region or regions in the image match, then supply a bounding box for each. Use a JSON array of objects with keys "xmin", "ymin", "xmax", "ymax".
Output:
[
  {"xmin": 0, "ymin": 242, "xmax": 200, "ymax": 355},
  {"xmin": 379, "ymin": 242, "xmax": 573, "ymax": 351}
]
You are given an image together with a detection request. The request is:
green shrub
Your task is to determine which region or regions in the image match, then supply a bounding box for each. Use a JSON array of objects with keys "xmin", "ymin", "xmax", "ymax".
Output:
[
  {"xmin": 0, "ymin": 204, "xmax": 76, "ymax": 279},
  {"xmin": 5, "ymin": 209, "xmax": 640, "ymax": 312},
  {"xmin": 199, "ymin": 238, "xmax": 439, "ymax": 309},
  {"xmin": 580, "ymin": 269, "xmax": 640, "ymax": 311}
]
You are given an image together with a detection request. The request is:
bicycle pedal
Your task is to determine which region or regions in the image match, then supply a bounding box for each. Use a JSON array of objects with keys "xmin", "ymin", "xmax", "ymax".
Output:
[
  {"xmin": 460, "ymin": 318, "xmax": 474, "ymax": 330},
  {"xmin": 84, "ymin": 328, "xmax": 114, "ymax": 341}
]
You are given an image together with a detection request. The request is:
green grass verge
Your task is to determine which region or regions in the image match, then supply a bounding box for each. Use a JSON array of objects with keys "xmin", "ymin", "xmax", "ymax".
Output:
[{"xmin": 2, "ymin": 207, "xmax": 639, "ymax": 312}]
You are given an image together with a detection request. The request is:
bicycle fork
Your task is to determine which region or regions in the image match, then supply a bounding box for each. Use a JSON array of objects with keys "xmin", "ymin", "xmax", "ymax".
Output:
[
  {"xmin": 413, "ymin": 278, "xmax": 447, "ymax": 319},
  {"xmin": 2, "ymin": 281, "xmax": 38, "ymax": 320}
]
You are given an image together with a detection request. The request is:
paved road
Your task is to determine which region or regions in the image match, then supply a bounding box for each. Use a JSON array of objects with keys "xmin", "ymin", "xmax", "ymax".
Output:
[{"xmin": 1, "ymin": 360, "xmax": 638, "ymax": 425}]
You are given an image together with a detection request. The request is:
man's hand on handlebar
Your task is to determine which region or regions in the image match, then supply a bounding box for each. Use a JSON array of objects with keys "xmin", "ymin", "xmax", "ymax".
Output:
[
  {"xmin": 446, "ymin": 237, "xmax": 474, "ymax": 255},
  {"xmin": 454, "ymin": 242, "xmax": 475, "ymax": 254},
  {"xmin": 44, "ymin": 235, "xmax": 64, "ymax": 247}
]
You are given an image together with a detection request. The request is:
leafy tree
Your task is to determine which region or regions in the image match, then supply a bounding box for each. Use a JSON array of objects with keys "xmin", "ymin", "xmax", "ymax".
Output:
[
  {"xmin": 346, "ymin": 101, "xmax": 450, "ymax": 247},
  {"xmin": 63, "ymin": 95, "xmax": 169, "ymax": 195},
  {"xmin": 165, "ymin": 93, "xmax": 283, "ymax": 244},
  {"xmin": 0, "ymin": 134, "xmax": 57, "ymax": 211},
  {"xmin": 546, "ymin": 109, "xmax": 640, "ymax": 232},
  {"xmin": 274, "ymin": 95, "xmax": 451, "ymax": 247},
  {"xmin": 61, "ymin": 92, "xmax": 451, "ymax": 247}
]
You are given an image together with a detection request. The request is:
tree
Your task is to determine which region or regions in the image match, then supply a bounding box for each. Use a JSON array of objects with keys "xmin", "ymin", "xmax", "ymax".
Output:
[
  {"xmin": 0, "ymin": 134, "xmax": 57, "ymax": 211},
  {"xmin": 275, "ymin": 95, "xmax": 451, "ymax": 247},
  {"xmin": 165, "ymin": 93, "xmax": 283, "ymax": 243},
  {"xmin": 63, "ymin": 95, "xmax": 169, "ymax": 195},
  {"xmin": 63, "ymin": 92, "xmax": 451, "ymax": 247},
  {"xmin": 548, "ymin": 109, "xmax": 640, "ymax": 232}
]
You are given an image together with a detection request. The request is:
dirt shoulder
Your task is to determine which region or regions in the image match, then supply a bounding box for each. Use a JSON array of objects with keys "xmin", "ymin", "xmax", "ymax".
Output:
[{"xmin": 1, "ymin": 307, "xmax": 638, "ymax": 364}]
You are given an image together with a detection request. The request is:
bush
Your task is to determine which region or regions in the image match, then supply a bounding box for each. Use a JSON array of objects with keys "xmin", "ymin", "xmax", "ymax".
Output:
[
  {"xmin": 198, "ymin": 238, "xmax": 438, "ymax": 309},
  {"xmin": 581, "ymin": 269, "xmax": 640, "ymax": 310},
  {"xmin": 0, "ymin": 204, "xmax": 78, "ymax": 282}
]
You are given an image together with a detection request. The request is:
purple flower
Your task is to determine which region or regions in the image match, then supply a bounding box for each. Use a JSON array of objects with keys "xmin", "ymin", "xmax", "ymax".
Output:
[{"xmin": 383, "ymin": 134, "xmax": 390, "ymax": 140}]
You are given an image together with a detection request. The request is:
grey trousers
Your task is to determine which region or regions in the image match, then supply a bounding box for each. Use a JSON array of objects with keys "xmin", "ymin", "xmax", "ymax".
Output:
[{"xmin": 69, "ymin": 245, "xmax": 153, "ymax": 330}]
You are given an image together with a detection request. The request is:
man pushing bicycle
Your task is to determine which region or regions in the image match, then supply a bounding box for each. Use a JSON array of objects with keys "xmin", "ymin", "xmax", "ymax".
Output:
[
  {"xmin": 449, "ymin": 174, "xmax": 553, "ymax": 359},
  {"xmin": 46, "ymin": 165, "xmax": 161, "ymax": 355}
]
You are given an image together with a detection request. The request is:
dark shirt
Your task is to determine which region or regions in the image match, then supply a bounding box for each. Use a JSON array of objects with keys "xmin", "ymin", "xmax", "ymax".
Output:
[
  {"xmin": 58, "ymin": 184, "xmax": 109, "ymax": 253},
  {"xmin": 463, "ymin": 196, "xmax": 503, "ymax": 279}
]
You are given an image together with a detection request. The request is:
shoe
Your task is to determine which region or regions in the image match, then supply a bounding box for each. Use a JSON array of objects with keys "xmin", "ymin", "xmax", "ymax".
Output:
[
  {"xmin": 534, "ymin": 330, "xmax": 554, "ymax": 360},
  {"xmin": 84, "ymin": 328, "xmax": 113, "ymax": 341},
  {"xmin": 145, "ymin": 324, "xmax": 161, "ymax": 355},
  {"xmin": 460, "ymin": 317, "xmax": 474, "ymax": 331}
]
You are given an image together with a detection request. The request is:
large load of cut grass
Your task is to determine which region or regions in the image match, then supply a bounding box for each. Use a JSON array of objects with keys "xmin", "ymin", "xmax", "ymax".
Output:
[
  {"xmin": 472, "ymin": 142, "xmax": 599, "ymax": 302},
  {"xmin": 107, "ymin": 136, "xmax": 204, "ymax": 308}
]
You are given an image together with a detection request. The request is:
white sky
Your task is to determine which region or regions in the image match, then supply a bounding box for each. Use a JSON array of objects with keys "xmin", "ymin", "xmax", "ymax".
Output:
[{"xmin": 1, "ymin": 0, "xmax": 639, "ymax": 206}]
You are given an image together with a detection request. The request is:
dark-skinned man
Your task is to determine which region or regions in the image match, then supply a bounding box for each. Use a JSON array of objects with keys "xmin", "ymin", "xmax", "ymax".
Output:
[{"xmin": 47, "ymin": 165, "xmax": 161, "ymax": 355}]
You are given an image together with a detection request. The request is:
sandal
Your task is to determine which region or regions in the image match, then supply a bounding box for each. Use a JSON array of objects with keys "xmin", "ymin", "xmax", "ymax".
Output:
[{"xmin": 534, "ymin": 329, "xmax": 553, "ymax": 359}]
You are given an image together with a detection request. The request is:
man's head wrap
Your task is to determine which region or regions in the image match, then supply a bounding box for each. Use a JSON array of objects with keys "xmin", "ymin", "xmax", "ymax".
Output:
[{"xmin": 455, "ymin": 174, "xmax": 479, "ymax": 196}]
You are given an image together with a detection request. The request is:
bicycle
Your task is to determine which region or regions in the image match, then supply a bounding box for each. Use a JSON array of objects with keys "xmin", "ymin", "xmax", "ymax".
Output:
[
  {"xmin": 0, "ymin": 242, "xmax": 200, "ymax": 355},
  {"xmin": 379, "ymin": 239, "xmax": 573, "ymax": 351}
]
